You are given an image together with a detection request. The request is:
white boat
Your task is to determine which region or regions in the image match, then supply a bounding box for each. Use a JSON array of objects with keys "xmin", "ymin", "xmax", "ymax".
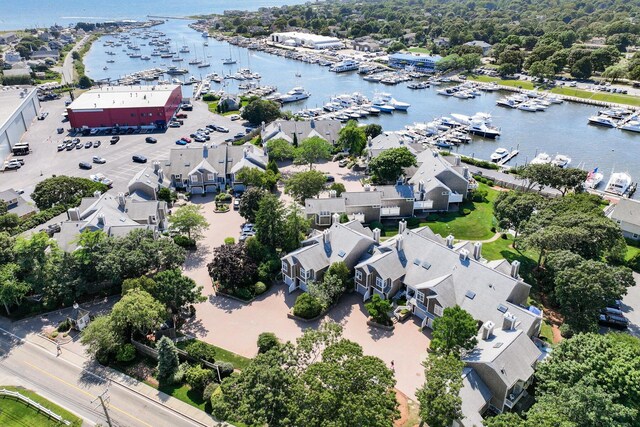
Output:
[
  {"xmin": 518, "ymin": 102, "xmax": 538, "ymax": 112},
  {"xmin": 198, "ymin": 62, "xmax": 211, "ymax": 68},
  {"xmin": 619, "ymin": 119, "xmax": 640, "ymax": 133},
  {"xmin": 584, "ymin": 168, "xmax": 604, "ymax": 189},
  {"xmin": 329, "ymin": 60, "xmax": 359, "ymax": 73},
  {"xmin": 530, "ymin": 152, "xmax": 552, "ymax": 165},
  {"xmin": 588, "ymin": 115, "xmax": 616, "ymax": 127},
  {"xmin": 437, "ymin": 88, "xmax": 455, "ymax": 96},
  {"xmin": 390, "ymin": 98, "xmax": 410, "ymax": 111},
  {"xmin": 278, "ymin": 87, "xmax": 310, "ymax": 103},
  {"xmin": 496, "ymin": 98, "xmax": 518, "ymax": 108},
  {"xmin": 371, "ymin": 101, "xmax": 395, "ymax": 113},
  {"xmin": 468, "ymin": 121, "xmax": 501, "ymax": 139},
  {"xmin": 551, "ymin": 154, "xmax": 571, "ymax": 168},
  {"xmin": 605, "ymin": 172, "xmax": 633, "ymax": 195},
  {"xmin": 222, "ymin": 58, "xmax": 236, "ymax": 65},
  {"xmin": 490, "ymin": 148, "xmax": 509, "ymax": 162}
]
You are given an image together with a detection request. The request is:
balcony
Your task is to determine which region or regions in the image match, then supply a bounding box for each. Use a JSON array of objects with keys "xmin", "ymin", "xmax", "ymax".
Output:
[
  {"xmin": 505, "ymin": 389, "xmax": 526, "ymax": 409},
  {"xmin": 380, "ymin": 206, "xmax": 401, "ymax": 217},
  {"xmin": 414, "ymin": 200, "xmax": 433, "ymax": 210},
  {"xmin": 448, "ymin": 193, "xmax": 463, "ymax": 204}
]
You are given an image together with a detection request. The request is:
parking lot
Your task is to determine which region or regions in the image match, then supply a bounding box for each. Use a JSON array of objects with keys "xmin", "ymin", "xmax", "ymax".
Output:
[{"xmin": 1, "ymin": 98, "xmax": 248, "ymax": 197}]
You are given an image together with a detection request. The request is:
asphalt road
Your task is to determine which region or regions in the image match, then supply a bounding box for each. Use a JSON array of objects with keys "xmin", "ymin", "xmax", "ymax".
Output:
[{"xmin": 0, "ymin": 328, "xmax": 204, "ymax": 427}]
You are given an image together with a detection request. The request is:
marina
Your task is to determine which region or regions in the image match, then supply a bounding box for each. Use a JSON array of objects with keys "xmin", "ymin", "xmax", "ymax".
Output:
[{"xmin": 83, "ymin": 20, "xmax": 640, "ymax": 194}]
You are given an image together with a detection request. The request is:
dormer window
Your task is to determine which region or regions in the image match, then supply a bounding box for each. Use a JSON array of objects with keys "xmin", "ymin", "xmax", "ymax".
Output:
[
  {"xmin": 190, "ymin": 175, "xmax": 198, "ymax": 183},
  {"xmin": 416, "ymin": 291, "xmax": 424, "ymax": 303},
  {"xmin": 376, "ymin": 276, "xmax": 384, "ymax": 289}
]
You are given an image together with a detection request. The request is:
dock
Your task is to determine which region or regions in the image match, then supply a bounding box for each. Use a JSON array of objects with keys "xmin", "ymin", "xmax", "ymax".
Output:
[{"xmin": 497, "ymin": 150, "xmax": 519, "ymax": 166}]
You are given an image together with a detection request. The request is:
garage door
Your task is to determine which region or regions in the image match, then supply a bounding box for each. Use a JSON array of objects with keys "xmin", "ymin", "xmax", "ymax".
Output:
[
  {"xmin": 21, "ymin": 99, "xmax": 37, "ymax": 125},
  {"xmin": 0, "ymin": 132, "xmax": 10, "ymax": 161},
  {"xmin": 191, "ymin": 187, "xmax": 203, "ymax": 195}
]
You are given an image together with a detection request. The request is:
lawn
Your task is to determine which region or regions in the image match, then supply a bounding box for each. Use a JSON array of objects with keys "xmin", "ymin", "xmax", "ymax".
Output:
[
  {"xmin": 157, "ymin": 383, "xmax": 207, "ymax": 411},
  {"xmin": 176, "ymin": 339, "xmax": 251, "ymax": 371},
  {"xmin": 467, "ymin": 75, "xmax": 535, "ymax": 90},
  {"xmin": 551, "ymin": 87, "xmax": 640, "ymax": 107},
  {"xmin": 407, "ymin": 47, "xmax": 431, "ymax": 54},
  {"xmin": 481, "ymin": 235, "xmax": 539, "ymax": 285},
  {"xmin": 0, "ymin": 386, "xmax": 82, "ymax": 427}
]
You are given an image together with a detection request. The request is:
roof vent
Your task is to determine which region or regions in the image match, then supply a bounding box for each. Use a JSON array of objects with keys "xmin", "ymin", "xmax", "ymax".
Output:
[{"xmin": 459, "ymin": 249, "xmax": 469, "ymax": 261}]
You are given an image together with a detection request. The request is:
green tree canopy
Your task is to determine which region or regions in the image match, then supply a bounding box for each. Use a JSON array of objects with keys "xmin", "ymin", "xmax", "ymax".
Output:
[
  {"xmin": 430, "ymin": 306, "xmax": 478, "ymax": 356},
  {"xmin": 417, "ymin": 354, "xmax": 464, "ymax": 427},
  {"xmin": 255, "ymin": 193, "xmax": 286, "ymax": 250},
  {"xmin": 31, "ymin": 176, "xmax": 107, "ymax": 210},
  {"xmin": 337, "ymin": 120, "xmax": 367, "ymax": 155},
  {"xmin": 153, "ymin": 268, "xmax": 205, "ymax": 313},
  {"xmin": 238, "ymin": 187, "xmax": 267, "ymax": 223},
  {"xmin": 493, "ymin": 191, "xmax": 545, "ymax": 242},
  {"xmin": 284, "ymin": 170, "xmax": 327, "ymax": 202},
  {"xmin": 235, "ymin": 167, "xmax": 279, "ymax": 191},
  {"xmin": 266, "ymin": 138, "xmax": 295, "ymax": 160},
  {"xmin": 368, "ymin": 147, "xmax": 417, "ymax": 184},
  {"xmin": 168, "ymin": 204, "xmax": 209, "ymax": 241},
  {"xmin": 110, "ymin": 289, "xmax": 166, "ymax": 337},
  {"xmin": 294, "ymin": 136, "xmax": 333, "ymax": 169},
  {"xmin": 157, "ymin": 336, "xmax": 180, "ymax": 385},
  {"xmin": 241, "ymin": 99, "xmax": 281, "ymax": 124}
]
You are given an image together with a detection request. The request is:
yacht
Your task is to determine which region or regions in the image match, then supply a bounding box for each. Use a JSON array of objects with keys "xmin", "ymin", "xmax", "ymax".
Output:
[
  {"xmin": 437, "ymin": 88, "xmax": 455, "ymax": 96},
  {"xmin": 588, "ymin": 115, "xmax": 616, "ymax": 127},
  {"xmin": 496, "ymin": 98, "xmax": 518, "ymax": 108},
  {"xmin": 605, "ymin": 172, "xmax": 633, "ymax": 196},
  {"xmin": 551, "ymin": 154, "xmax": 571, "ymax": 168},
  {"xmin": 329, "ymin": 60, "xmax": 359, "ymax": 73},
  {"xmin": 490, "ymin": 148, "xmax": 510, "ymax": 162},
  {"xmin": 278, "ymin": 87, "xmax": 310, "ymax": 103},
  {"xmin": 584, "ymin": 168, "xmax": 604, "ymax": 189},
  {"xmin": 467, "ymin": 121, "xmax": 501, "ymax": 139},
  {"xmin": 222, "ymin": 58, "xmax": 236, "ymax": 65},
  {"xmin": 530, "ymin": 152, "xmax": 552, "ymax": 165},
  {"xmin": 518, "ymin": 102, "xmax": 538, "ymax": 112},
  {"xmin": 363, "ymin": 74, "xmax": 382, "ymax": 82},
  {"xmin": 619, "ymin": 119, "xmax": 640, "ymax": 133},
  {"xmin": 165, "ymin": 66, "xmax": 188, "ymax": 75},
  {"xmin": 371, "ymin": 100, "xmax": 395, "ymax": 113}
]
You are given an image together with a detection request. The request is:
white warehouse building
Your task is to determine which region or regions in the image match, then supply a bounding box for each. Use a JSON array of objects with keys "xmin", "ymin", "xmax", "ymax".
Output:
[
  {"xmin": 0, "ymin": 87, "xmax": 40, "ymax": 162},
  {"xmin": 270, "ymin": 32, "xmax": 343, "ymax": 49}
]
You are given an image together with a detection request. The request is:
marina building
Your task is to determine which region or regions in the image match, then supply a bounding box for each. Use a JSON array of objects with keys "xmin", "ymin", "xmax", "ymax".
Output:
[
  {"xmin": 66, "ymin": 85, "xmax": 182, "ymax": 129},
  {"xmin": 0, "ymin": 86, "xmax": 40, "ymax": 162},
  {"xmin": 608, "ymin": 198, "xmax": 640, "ymax": 241},
  {"xmin": 270, "ymin": 31, "xmax": 343, "ymax": 49},
  {"xmin": 387, "ymin": 53, "xmax": 442, "ymax": 73}
]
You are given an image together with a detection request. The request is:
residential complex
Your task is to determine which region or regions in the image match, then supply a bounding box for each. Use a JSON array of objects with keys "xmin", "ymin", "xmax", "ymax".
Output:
[
  {"xmin": 270, "ymin": 31, "xmax": 343, "ymax": 49},
  {"xmin": 387, "ymin": 52, "xmax": 442, "ymax": 73},
  {"xmin": 608, "ymin": 198, "xmax": 640, "ymax": 241}
]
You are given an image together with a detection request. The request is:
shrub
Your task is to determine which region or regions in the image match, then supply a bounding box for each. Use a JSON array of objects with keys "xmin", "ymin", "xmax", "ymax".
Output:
[
  {"xmin": 215, "ymin": 192, "xmax": 232, "ymax": 202},
  {"xmin": 202, "ymin": 93, "xmax": 220, "ymax": 102},
  {"xmin": 370, "ymin": 221, "xmax": 384, "ymax": 232},
  {"xmin": 627, "ymin": 253, "xmax": 640, "ymax": 272},
  {"xmin": 184, "ymin": 340, "xmax": 217, "ymax": 364},
  {"xmin": 426, "ymin": 213, "xmax": 439, "ymax": 221},
  {"xmin": 559, "ymin": 323, "xmax": 574, "ymax": 338},
  {"xmin": 485, "ymin": 179, "xmax": 495, "ymax": 187},
  {"xmin": 172, "ymin": 362, "xmax": 190, "ymax": 384},
  {"xmin": 234, "ymin": 287, "xmax": 253, "ymax": 300},
  {"xmin": 51, "ymin": 331, "xmax": 59, "ymax": 338},
  {"xmin": 57, "ymin": 319, "xmax": 71, "ymax": 332},
  {"xmin": 217, "ymin": 362, "xmax": 234, "ymax": 379},
  {"xmin": 339, "ymin": 213, "xmax": 349, "ymax": 223},
  {"xmin": 293, "ymin": 293, "xmax": 323, "ymax": 319},
  {"xmin": 460, "ymin": 156, "xmax": 500, "ymax": 170},
  {"xmin": 185, "ymin": 365, "xmax": 214, "ymax": 390},
  {"xmin": 224, "ymin": 237, "xmax": 235, "ymax": 245},
  {"xmin": 173, "ymin": 235, "xmax": 196, "ymax": 248},
  {"xmin": 257, "ymin": 332, "xmax": 279, "ymax": 354},
  {"xmin": 365, "ymin": 294, "xmax": 393, "ymax": 326},
  {"xmin": 491, "ymin": 226, "xmax": 496, "ymax": 233},
  {"xmin": 202, "ymin": 382, "xmax": 220, "ymax": 401},
  {"xmin": 461, "ymin": 208, "xmax": 471, "ymax": 216},
  {"xmin": 254, "ymin": 281, "xmax": 267, "ymax": 295},
  {"xmin": 116, "ymin": 343, "xmax": 137, "ymax": 363},
  {"xmin": 501, "ymin": 233, "xmax": 508, "ymax": 239},
  {"xmin": 406, "ymin": 217, "xmax": 421, "ymax": 228},
  {"xmin": 472, "ymin": 188, "xmax": 488, "ymax": 202}
]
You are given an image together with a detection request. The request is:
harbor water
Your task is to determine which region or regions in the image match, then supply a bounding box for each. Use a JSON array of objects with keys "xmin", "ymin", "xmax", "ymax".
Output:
[{"xmin": 84, "ymin": 20, "xmax": 640, "ymax": 184}]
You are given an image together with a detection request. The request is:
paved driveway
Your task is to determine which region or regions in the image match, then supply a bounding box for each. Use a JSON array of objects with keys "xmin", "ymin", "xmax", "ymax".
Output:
[
  {"xmin": 186, "ymin": 289, "xmax": 430, "ymax": 400},
  {"xmin": 622, "ymin": 272, "xmax": 640, "ymax": 337}
]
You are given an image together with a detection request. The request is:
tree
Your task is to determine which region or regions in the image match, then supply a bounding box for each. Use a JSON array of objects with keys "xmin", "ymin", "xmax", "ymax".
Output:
[
  {"xmin": 0, "ymin": 213, "xmax": 19, "ymax": 233},
  {"xmin": 417, "ymin": 354, "xmax": 464, "ymax": 427},
  {"xmin": 238, "ymin": 187, "xmax": 267, "ymax": 223},
  {"xmin": 528, "ymin": 60, "xmax": 556, "ymax": 80},
  {"xmin": 208, "ymin": 243, "xmax": 257, "ymax": 292},
  {"xmin": 31, "ymin": 176, "xmax": 107, "ymax": 209},
  {"xmin": 329, "ymin": 182, "xmax": 346, "ymax": 197},
  {"xmin": 368, "ymin": 147, "xmax": 417, "ymax": 184},
  {"xmin": 257, "ymin": 332, "xmax": 280, "ymax": 354},
  {"xmin": 460, "ymin": 53, "xmax": 482, "ymax": 72},
  {"xmin": 80, "ymin": 315, "xmax": 122, "ymax": 361},
  {"xmin": 241, "ymin": 99, "xmax": 281, "ymax": 124},
  {"xmin": 570, "ymin": 56, "xmax": 593, "ymax": 79},
  {"xmin": 266, "ymin": 138, "xmax": 295, "ymax": 160},
  {"xmin": 0, "ymin": 232, "xmax": 15, "ymax": 265},
  {"xmin": 363, "ymin": 123, "xmax": 383, "ymax": 139},
  {"xmin": 308, "ymin": 272, "xmax": 345, "ymax": 309},
  {"xmin": 554, "ymin": 260, "xmax": 633, "ymax": 332},
  {"xmin": 168, "ymin": 204, "xmax": 209, "ymax": 241},
  {"xmin": 493, "ymin": 191, "xmax": 545, "ymax": 244},
  {"xmin": 153, "ymin": 268, "xmax": 205, "ymax": 313},
  {"xmin": 602, "ymin": 64, "xmax": 627, "ymax": 83},
  {"xmin": 110, "ymin": 289, "xmax": 166, "ymax": 338},
  {"xmin": 294, "ymin": 136, "xmax": 332, "ymax": 170},
  {"xmin": 157, "ymin": 187, "xmax": 177, "ymax": 205},
  {"xmin": 78, "ymin": 75, "xmax": 93, "ymax": 89},
  {"xmin": 430, "ymin": 306, "xmax": 478, "ymax": 356},
  {"xmin": 281, "ymin": 203, "xmax": 310, "ymax": 252},
  {"xmin": 0, "ymin": 263, "xmax": 30, "ymax": 315},
  {"xmin": 387, "ymin": 41, "xmax": 407, "ymax": 53},
  {"xmin": 255, "ymin": 193, "xmax": 286, "ymax": 249},
  {"xmin": 121, "ymin": 275, "xmax": 157, "ymax": 296},
  {"xmin": 157, "ymin": 336, "xmax": 180, "ymax": 385},
  {"xmin": 365, "ymin": 294, "xmax": 392, "ymax": 326},
  {"xmin": 284, "ymin": 170, "xmax": 327, "ymax": 202},
  {"xmin": 337, "ymin": 120, "xmax": 367, "ymax": 155}
]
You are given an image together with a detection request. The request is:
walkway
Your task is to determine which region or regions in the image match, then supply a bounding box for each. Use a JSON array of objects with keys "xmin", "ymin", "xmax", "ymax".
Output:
[{"xmin": 52, "ymin": 35, "xmax": 90, "ymax": 84}]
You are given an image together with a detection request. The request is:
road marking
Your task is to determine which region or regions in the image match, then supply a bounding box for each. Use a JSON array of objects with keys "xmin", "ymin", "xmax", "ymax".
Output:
[{"xmin": 23, "ymin": 361, "xmax": 153, "ymax": 427}]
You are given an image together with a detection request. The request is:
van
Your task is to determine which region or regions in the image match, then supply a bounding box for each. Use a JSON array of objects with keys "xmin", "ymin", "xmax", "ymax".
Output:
[{"xmin": 12, "ymin": 144, "xmax": 30, "ymax": 156}]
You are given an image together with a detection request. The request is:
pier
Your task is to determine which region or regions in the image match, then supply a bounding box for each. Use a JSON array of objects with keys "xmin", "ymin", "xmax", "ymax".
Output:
[{"xmin": 497, "ymin": 150, "xmax": 519, "ymax": 166}]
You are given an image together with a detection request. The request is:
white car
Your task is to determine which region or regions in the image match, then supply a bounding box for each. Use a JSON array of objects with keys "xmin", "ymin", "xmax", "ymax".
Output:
[
  {"xmin": 92, "ymin": 156, "xmax": 107, "ymax": 164},
  {"xmin": 229, "ymin": 114, "xmax": 241, "ymax": 121}
]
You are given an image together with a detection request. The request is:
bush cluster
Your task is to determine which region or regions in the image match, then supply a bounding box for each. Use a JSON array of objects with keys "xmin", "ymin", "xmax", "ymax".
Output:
[
  {"xmin": 14, "ymin": 204, "xmax": 67, "ymax": 235},
  {"xmin": 254, "ymin": 281, "xmax": 267, "ymax": 295},
  {"xmin": 173, "ymin": 235, "xmax": 196, "ymax": 248},
  {"xmin": 461, "ymin": 156, "xmax": 500, "ymax": 170},
  {"xmin": 184, "ymin": 340, "xmax": 217, "ymax": 364},
  {"xmin": 185, "ymin": 365, "xmax": 215, "ymax": 390},
  {"xmin": 293, "ymin": 293, "xmax": 323, "ymax": 319},
  {"xmin": 473, "ymin": 174, "xmax": 496, "ymax": 187},
  {"xmin": 115, "ymin": 343, "xmax": 137, "ymax": 363}
]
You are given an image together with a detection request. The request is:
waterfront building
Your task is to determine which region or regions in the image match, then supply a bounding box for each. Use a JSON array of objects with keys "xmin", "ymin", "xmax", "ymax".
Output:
[
  {"xmin": 0, "ymin": 86, "xmax": 40, "ymax": 162},
  {"xmin": 261, "ymin": 119, "xmax": 342, "ymax": 145},
  {"xmin": 387, "ymin": 53, "xmax": 442, "ymax": 73},
  {"xmin": 463, "ymin": 40, "xmax": 493, "ymax": 55},
  {"xmin": 66, "ymin": 85, "xmax": 182, "ymax": 129},
  {"xmin": 607, "ymin": 198, "xmax": 640, "ymax": 241},
  {"xmin": 270, "ymin": 31, "xmax": 343, "ymax": 49}
]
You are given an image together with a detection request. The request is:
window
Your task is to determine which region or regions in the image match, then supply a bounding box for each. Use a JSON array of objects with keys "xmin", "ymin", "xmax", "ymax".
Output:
[
  {"xmin": 416, "ymin": 291, "xmax": 424, "ymax": 303},
  {"xmin": 434, "ymin": 304, "xmax": 443, "ymax": 317},
  {"xmin": 190, "ymin": 175, "xmax": 198, "ymax": 183},
  {"xmin": 300, "ymin": 268, "xmax": 307, "ymax": 279},
  {"xmin": 375, "ymin": 276, "xmax": 384, "ymax": 289},
  {"xmin": 441, "ymin": 191, "xmax": 449, "ymax": 196},
  {"xmin": 282, "ymin": 261, "xmax": 288, "ymax": 273},
  {"xmin": 355, "ymin": 270, "xmax": 362, "ymax": 281},
  {"xmin": 207, "ymin": 173, "xmax": 215, "ymax": 181}
]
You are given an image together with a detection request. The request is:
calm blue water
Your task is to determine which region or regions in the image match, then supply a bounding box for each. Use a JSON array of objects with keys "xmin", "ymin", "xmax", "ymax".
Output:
[
  {"xmin": 84, "ymin": 20, "xmax": 640, "ymax": 182},
  {"xmin": 0, "ymin": 0, "xmax": 306, "ymax": 30}
]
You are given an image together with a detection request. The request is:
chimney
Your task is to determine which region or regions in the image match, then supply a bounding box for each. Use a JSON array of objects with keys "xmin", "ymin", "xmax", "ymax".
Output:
[
  {"xmin": 117, "ymin": 192, "xmax": 126, "ymax": 208},
  {"xmin": 261, "ymin": 121, "xmax": 266, "ymax": 132},
  {"xmin": 459, "ymin": 248, "xmax": 469, "ymax": 261},
  {"xmin": 158, "ymin": 169, "xmax": 164, "ymax": 182},
  {"xmin": 310, "ymin": 118, "xmax": 315, "ymax": 128},
  {"xmin": 502, "ymin": 312, "xmax": 517, "ymax": 331},
  {"xmin": 445, "ymin": 234, "xmax": 454, "ymax": 248},
  {"xmin": 398, "ymin": 220, "xmax": 407, "ymax": 234},
  {"xmin": 203, "ymin": 144, "xmax": 208, "ymax": 158},
  {"xmin": 396, "ymin": 235, "xmax": 404, "ymax": 252},
  {"xmin": 323, "ymin": 229, "xmax": 331, "ymax": 244},
  {"xmin": 481, "ymin": 321, "xmax": 495, "ymax": 340},
  {"xmin": 97, "ymin": 213, "xmax": 105, "ymax": 226},
  {"xmin": 148, "ymin": 215, "xmax": 155, "ymax": 224},
  {"xmin": 418, "ymin": 180, "xmax": 424, "ymax": 192},
  {"xmin": 364, "ymin": 184, "xmax": 371, "ymax": 191},
  {"xmin": 153, "ymin": 161, "xmax": 160, "ymax": 172},
  {"xmin": 329, "ymin": 189, "xmax": 337, "ymax": 198},
  {"xmin": 367, "ymin": 135, "xmax": 372, "ymax": 147},
  {"xmin": 454, "ymin": 155, "xmax": 461, "ymax": 166},
  {"xmin": 332, "ymin": 213, "xmax": 340, "ymax": 224},
  {"xmin": 67, "ymin": 207, "xmax": 80, "ymax": 221},
  {"xmin": 243, "ymin": 147, "xmax": 248, "ymax": 158},
  {"xmin": 510, "ymin": 260, "xmax": 521, "ymax": 278},
  {"xmin": 473, "ymin": 242, "xmax": 482, "ymax": 260},
  {"xmin": 93, "ymin": 190, "xmax": 101, "ymax": 198},
  {"xmin": 373, "ymin": 228, "xmax": 381, "ymax": 243},
  {"xmin": 277, "ymin": 122, "xmax": 281, "ymax": 131}
]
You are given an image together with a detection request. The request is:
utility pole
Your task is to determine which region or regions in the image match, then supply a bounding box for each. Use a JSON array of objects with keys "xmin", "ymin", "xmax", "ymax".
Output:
[{"xmin": 92, "ymin": 386, "xmax": 113, "ymax": 427}]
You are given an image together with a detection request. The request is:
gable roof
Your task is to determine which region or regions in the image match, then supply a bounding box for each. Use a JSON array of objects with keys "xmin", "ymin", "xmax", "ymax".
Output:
[
  {"xmin": 460, "ymin": 367, "xmax": 493, "ymax": 427},
  {"xmin": 165, "ymin": 144, "xmax": 266, "ymax": 179},
  {"xmin": 609, "ymin": 198, "xmax": 640, "ymax": 226},
  {"xmin": 262, "ymin": 119, "xmax": 342, "ymax": 144}
]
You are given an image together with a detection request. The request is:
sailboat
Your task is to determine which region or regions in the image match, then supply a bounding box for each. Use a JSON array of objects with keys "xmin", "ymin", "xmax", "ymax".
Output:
[
  {"xmin": 188, "ymin": 44, "xmax": 202, "ymax": 65},
  {"xmin": 197, "ymin": 45, "xmax": 210, "ymax": 68},
  {"xmin": 222, "ymin": 46, "xmax": 236, "ymax": 65}
]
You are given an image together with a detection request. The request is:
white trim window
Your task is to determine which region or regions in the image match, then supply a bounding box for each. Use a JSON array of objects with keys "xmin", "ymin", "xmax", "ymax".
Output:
[
  {"xmin": 434, "ymin": 304, "xmax": 443, "ymax": 317},
  {"xmin": 355, "ymin": 270, "xmax": 363, "ymax": 282},
  {"xmin": 207, "ymin": 173, "xmax": 215, "ymax": 181},
  {"xmin": 375, "ymin": 276, "xmax": 384, "ymax": 289},
  {"xmin": 299, "ymin": 267, "xmax": 307, "ymax": 280},
  {"xmin": 281, "ymin": 261, "xmax": 288, "ymax": 274},
  {"xmin": 190, "ymin": 175, "xmax": 198, "ymax": 183},
  {"xmin": 416, "ymin": 291, "xmax": 425, "ymax": 304}
]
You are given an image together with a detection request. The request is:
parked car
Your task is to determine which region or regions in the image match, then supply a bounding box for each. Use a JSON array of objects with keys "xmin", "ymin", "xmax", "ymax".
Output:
[
  {"xmin": 89, "ymin": 128, "xmax": 99, "ymax": 136},
  {"xmin": 599, "ymin": 313, "xmax": 629, "ymax": 330},
  {"xmin": 75, "ymin": 143, "xmax": 83, "ymax": 150},
  {"xmin": 79, "ymin": 162, "xmax": 92, "ymax": 170},
  {"xmin": 175, "ymin": 139, "xmax": 188, "ymax": 145},
  {"xmin": 181, "ymin": 103, "xmax": 193, "ymax": 111},
  {"xmin": 229, "ymin": 114, "xmax": 241, "ymax": 121},
  {"xmin": 145, "ymin": 137, "xmax": 158, "ymax": 144},
  {"xmin": 601, "ymin": 307, "xmax": 625, "ymax": 317},
  {"xmin": 338, "ymin": 159, "xmax": 348, "ymax": 167},
  {"xmin": 169, "ymin": 121, "xmax": 181, "ymax": 128},
  {"xmin": 132, "ymin": 155, "xmax": 147, "ymax": 163},
  {"xmin": 181, "ymin": 137, "xmax": 191, "ymax": 143},
  {"xmin": 4, "ymin": 160, "xmax": 21, "ymax": 170},
  {"xmin": 241, "ymin": 223, "xmax": 254, "ymax": 234},
  {"xmin": 325, "ymin": 175, "xmax": 335, "ymax": 183},
  {"xmin": 110, "ymin": 136, "xmax": 120, "ymax": 144},
  {"xmin": 57, "ymin": 143, "xmax": 66, "ymax": 151},
  {"xmin": 194, "ymin": 135, "xmax": 206, "ymax": 143},
  {"xmin": 92, "ymin": 156, "xmax": 107, "ymax": 164},
  {"xmin": 215, "ymin": 125, "xmax": 229, "ymax": 133},
  {"xmin": 57, "ymin": 127, "xmax": 64, "ymax": 134},
  {"xmin": 93, "ymin": 140, "xmax": 101, "ymax": 148},
  {"xmin": 47, "ymin": 223, "xmax": 61, "ymax": 234},
  {"xmin": 233, "ymin": 199, "xmax": 240, "ymax": 210},
  {"xmin": 66, "ymin": 144, "xmax": 75, "ymax": 151}
]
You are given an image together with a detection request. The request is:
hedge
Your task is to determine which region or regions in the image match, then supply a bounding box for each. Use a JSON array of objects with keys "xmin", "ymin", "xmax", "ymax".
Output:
[
  {"xmin": 460, "ymin": 156, "xmax": 500, "ymax": 170},
  {"xmin": 14, "ymin": 203, "xmax": 68, "ymax": 235}
]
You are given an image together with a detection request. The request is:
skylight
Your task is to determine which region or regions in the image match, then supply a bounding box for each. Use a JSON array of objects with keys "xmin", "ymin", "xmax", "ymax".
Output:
[
  {"xmin": 421, "ymin": 261, "xmax": 431, "ymax": 270},
  {"xmin": 413, "ymin": 259, "xmax": 421, "ymax": 266},
  {"xmin": 465, "ymin": 290, "xmax": 476, "ymax": 300},
  {"xmin": 497, "ymin": 304, "xmax": 508, "ymax": 313},
  {"xmin": 338, "ymin": 250, "xmax": 346, "ymax": 258}
]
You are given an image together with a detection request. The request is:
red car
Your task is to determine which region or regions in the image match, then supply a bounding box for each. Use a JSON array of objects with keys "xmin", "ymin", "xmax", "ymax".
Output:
[{"xmin": 181, "ymin": 137, "xmax": 191, "ymax": 143}]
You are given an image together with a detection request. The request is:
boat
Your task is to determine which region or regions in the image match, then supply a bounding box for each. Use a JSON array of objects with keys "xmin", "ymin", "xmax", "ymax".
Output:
[
  {"xmin": 222, "ymin": 58, "xmax": 236, "ymax": 65},
  {"xmin": 172, "ymin": 57, "xmax": 183, "ymax": 62},
  {"xmin": 551, "ymin": 154, "xmax": 571, "ymax": 168},
  {"xmin": 584, "ymin": 168, "xmax": 604, "ymax": 189},
  {"xmin": 530, "ymin": 152, "xmax": 552, "ymax": 165},
  {"xmin": 437, "ymin": 88, "xmax": 455, "ymax": 96},
  {"xmin": 496, "ymin": 98, "xmax": 518, "ymax": 108},
  {"xmin": 165, "ymin": 66, "xmax": 188, "ymax": 75},
  {"xmin": 619, "ymin": 119, "xmax": 640, "ymax": 133},
  {"xmin": 103, "ymin": 66, "xmax": 108, "ymax": 70},
  {"xmin": 141, "ymin": 56, "xmax": 150, "ymax": 60},
  {"xmin": 198, "ymin": 62, "xmax": 211, "ymax": 68},
  {"xmin": 518, "ymin": 102, "xmax": 538, "ymax": 112},
  {"xmin": 329, "ymin": 60, "xmax": 359, "ymax": 73},
  {"xmin": 434, "ymin": 139, "xmax": 455, "ymax": 149},
  {"xmin": 202, "ymin": 32, "xmax": 209, "ymax": 38},
  {"xmin": 588, "ymin": 115, "xmax": 616, "ymax": 127},
  {"xmin": 106, "ymin": 59, "xmax": 115, "ymax": 63},
  {"xmin": 605, "ymin": 172, "xmax": 633, "ymax": 195},
  {"xmin": 363, "ymin": 74, "xmax": 381, "ymax": 82},
  {"xmin": 278, "ymin": 87, "xmax": 310, "ymax": 103},
  {"xmin": 490, "ymin": 148, "xmax": 509, "ymax": 162},
  {"xmin": 467, "ymin": 121, "xmax": 501, "ymax": 139}
]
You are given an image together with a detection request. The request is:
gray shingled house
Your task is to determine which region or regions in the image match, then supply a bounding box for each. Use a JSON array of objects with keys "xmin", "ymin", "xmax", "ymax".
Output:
[{"xmin": 607, "ymin": 198, "xmax": 640, "ymax": 241}]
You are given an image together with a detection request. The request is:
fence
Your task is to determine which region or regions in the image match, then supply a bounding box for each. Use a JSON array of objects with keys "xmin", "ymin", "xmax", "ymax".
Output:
[
  {"xmin": 131, "ymin": 338, "xmax": 219, "ymax": 370},
  {"xmin": 0, "ymin": 388, "xmax": 71, "ymax": 425}
]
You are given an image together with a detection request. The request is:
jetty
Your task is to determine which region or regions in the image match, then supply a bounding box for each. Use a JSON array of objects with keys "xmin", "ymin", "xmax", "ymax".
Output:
[{"xmin": 497, "ymin": 150, "xmax": 519, "ymax": 166}]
